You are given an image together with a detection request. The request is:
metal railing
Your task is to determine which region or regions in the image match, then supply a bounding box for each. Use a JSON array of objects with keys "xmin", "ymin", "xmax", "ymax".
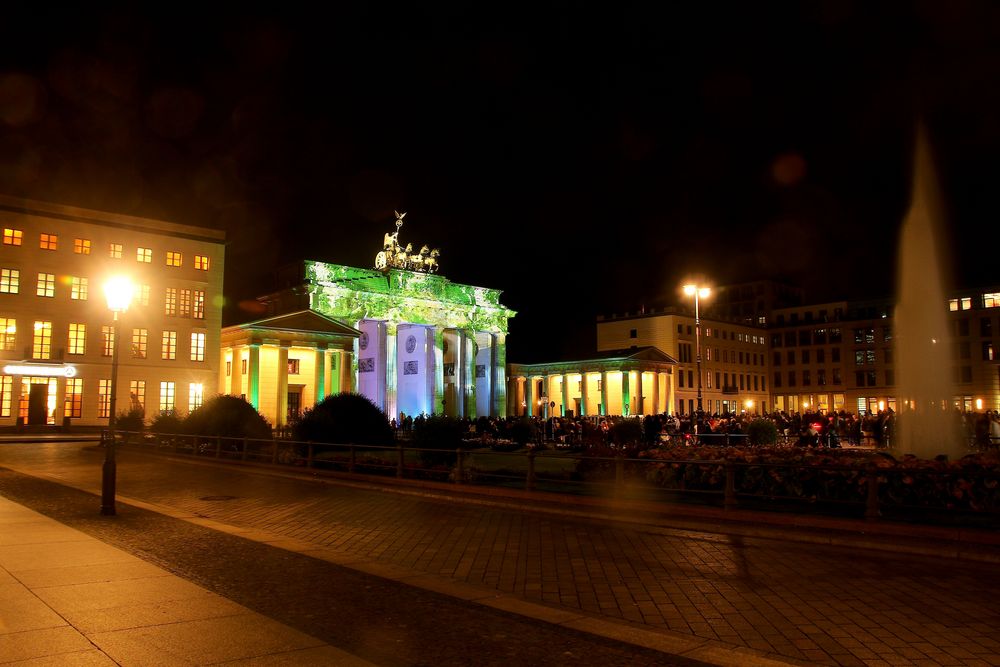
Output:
[{"xmin": 111, "ymin": 430, "xmax": 1000, "ymax": 526}]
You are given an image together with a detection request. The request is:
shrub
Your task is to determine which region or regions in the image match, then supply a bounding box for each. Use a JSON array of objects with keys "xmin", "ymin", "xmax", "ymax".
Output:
[
  {"xmin": 185, "ymin": 395, "xmax": 271, "ymax": 440},
  {"xmin": 747, "ymin": 418, "xmax": 779, "ymax": 446},
  {"xmin": 115, "ymin": 408, "xmax": 145, "ymax": 433},
  {"xmin": 413, "ymin": 414, "xmax": 467, "ymax": 466},
  {"xmin": 292, "ymin": 392, "xmax": 394, "ymax": 445},
  {"xmin": 150, "ymin": 410, "xmax": 185, "ymax": 435}
]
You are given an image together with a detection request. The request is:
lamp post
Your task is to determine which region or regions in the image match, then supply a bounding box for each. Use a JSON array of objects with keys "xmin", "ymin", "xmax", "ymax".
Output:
[
  {"xmin": 101, "ymin": 276, "xmax": 134, "ymax": 516},
  {"xmin": 683, "ymin": 284, "xmax": 710, "ymax": 422}
]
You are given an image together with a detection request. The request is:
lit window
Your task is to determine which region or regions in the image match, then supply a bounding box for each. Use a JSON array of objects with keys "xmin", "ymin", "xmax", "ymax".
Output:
[
  {"xmin": 0, "ymin": 268, "xmax": 19, "ymax": 294},
  {"xmin": 64, "ymin": 378, "xmax": 83, "ymax": 418},
  {"xmin": 70, "ymin": 276, "xmax": 88, "ymax": 301},
  {"xmin": 961, "ymin": 297, "xmax": 971, "ymax": 310},
  {"xmin": 3, "ymin": 228, "xmax": 22, "ymax": 246},
  {"xmin": 161, "ymin": 330, "xmax": 177, "ymax": 360},
  {"xmin": 32, "ymin": 321, "xmax": 52, "ymax": 359},
  {"xmin": 39, "ymin": 233, "xmax": 58, "ymax": 250},
  {"xmin": 0, "ymin": 376, "xmax": 11, "ymax": 417},
  {"xmin": 101, "ymin": 325, "xmax": 114, "ymax": 357},
  {"xmin": 194, "ymin": 255, "xmax": 210, "ymax": 270},
  {"xmin": 132, "ymin": 328, "xmax": 148, "ymax": 358},
  {"xmin": 68, "ymin": 323, "xmax": 86, "ymax": 355},
  {"xmin": 179, "ymin": 289, "xmax": 191, "ymax": 317},
  {"xmin": 109, "ymin": 243, "xmax": 123, "ymax": 259},
  {"xmin": 159, "ymin": 381, "xmax": 176, "ymax": 413},
  {"xmin": 136, "ymin": 247, "xmax": 152, "ymax": 263},
  {"xmin": 0, "ymin": 317, "xmax": 15, "ymax": 350},
  {"xmin": 984, "ymin": 293, "xmax": 1000, "ymax": 308},
  {"xmin": 139, "ymin": 284, "xmax": 150, "ymax": 306},
  {"xmin": 36, "ymin": 273, "xmax": 55, "ymax": 297},
  {"xmin": 73, "ymin": 238, "xmax": 91, "ymax": 254},
  {"xmin": 164, "ymin": 287, "xmax": 177, "ymax": 316},
  {"xmin": 288, "ymin": 358, "xmax": 299, "ymax": 374},
  {"xmin": 985, "ymin": 342, "xmax": 995, "ymax": 362},
  {"xmin": 193, "ymin": 290, "xmax": 205, "ymax": 319},
  {"xmin": 166, "ymin": 251, "xmax": 182, "ymax": 267},
  {"xmin": 98, "ymin": 380, "xmax": 111, "ymax": 418},
  {"xmin": 190, "ymin": 331, "xmax": 205, "ymax": 362},
  {"xmin": 189, "ymin": 383, "xmax": 204, "ymax": 411},
  {"xmin": 129, "ymin": 380, "xmax": 146, "ymax": 413}
]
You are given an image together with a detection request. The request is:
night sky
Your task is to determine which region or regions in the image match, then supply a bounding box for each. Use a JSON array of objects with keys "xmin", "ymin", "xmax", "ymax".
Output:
[{"xmin": 2, "ymin": 3, "xmax": 999, "ymax": 362}]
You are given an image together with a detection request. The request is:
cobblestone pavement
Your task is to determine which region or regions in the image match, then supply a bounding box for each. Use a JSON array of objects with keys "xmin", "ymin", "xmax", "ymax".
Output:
[{"xmin": 3, "ymin": 441, "xmax": 1000, "ymax": 666}]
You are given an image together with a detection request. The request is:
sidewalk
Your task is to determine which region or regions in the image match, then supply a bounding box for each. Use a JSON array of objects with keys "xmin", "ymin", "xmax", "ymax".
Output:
[{"xmin": 0, "ymin": 495, "xmax": 373, "ymax": 665}]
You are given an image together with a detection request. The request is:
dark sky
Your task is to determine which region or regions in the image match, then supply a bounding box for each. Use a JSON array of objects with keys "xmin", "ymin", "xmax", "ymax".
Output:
[{"xmin": 1, "ymin": 3, "xmax": 999, "ymax": 362}]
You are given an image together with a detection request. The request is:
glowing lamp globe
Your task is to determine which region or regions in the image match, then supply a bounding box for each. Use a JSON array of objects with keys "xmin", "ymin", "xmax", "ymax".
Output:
[{"xmin": 104, "ymin": 277, "xmax": 135, "ymax": 313}]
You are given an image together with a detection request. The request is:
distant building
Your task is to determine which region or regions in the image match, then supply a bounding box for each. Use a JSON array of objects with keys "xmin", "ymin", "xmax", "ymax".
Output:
[{"xmin": 0, "ymin": 195, "xmax": 225, "ymax": 426}]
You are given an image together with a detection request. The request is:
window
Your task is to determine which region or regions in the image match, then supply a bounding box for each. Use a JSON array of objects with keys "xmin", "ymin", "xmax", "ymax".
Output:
[
  {"xmin": 959, "ymin": 366, "xmax": 972, "ymax": 383},
  {"xmin": 677, "ymin": 324, "xmax": 683, "ymax": 334},
  {"xmin": 687, "ymin": 370, "xmax": 693, "ymax": 388},
  {"xmin": 957, "ymin": 318, "xmax": 970, "ymax": 337},
  {"xmin": 0, "ymin": 317, "xmax": 14, "ymax": 350},
  {"xmin": 784, "ymin": 332, "xmax": 796, "ymax": 347},
  {"xmin": 787, "ymin": 371, "xmax": 796, "ymax": 387},
  {"xmin": 949, "ymin": 298, "xmax": 959, "ymax": 312},
  {"xmin": 817, "ymin": 369, "xmax": 826, "ymax": 386},
  {"xmin": 189, "ymin": 383, "xmax": 204, "ymax": 411},
  {"xmin": 109, "ymin": 243, "xmax": 123, "ymax": 259},
  {"xmin": 786, "ymin": 350, "xmax": 795, "ymax": 365},
  {"xmin": 959, "ymin": 341, "xmax": 970, "ymax": 359},
  {"xmin": 98, "ymin": 380, "xmax": 111, "ymax": 418},
  {"xmin": 801, "ymin": 350, "xmax": 810, "ymax": 364},
  {"xmin": 715, "ymin": 372, "xmax": 721, "ymax": 389},
  {"xmin": 287, "ymin": 358, "xmax": 299, "ymax": 374},
  {"xmin": 981, "ymin": 317, "xmax": 992, "ymax": 338},
  {"xmin": 32, "ymin": 321, "xmax": 52, "ymax": 358},
  {"xmin": 64, "ymin": 378, "xmax": 83, "ymax": 418},
  {"xmin": 164, "ymin": 287, "xmax": 177, "ymax": 316},
  {"xmin": 3, "ymin": 228, "xmax": 23, "ymax": 245},
  {"xmin": 866, "ymin": 371, "xmax": 877, "ymax": 386},
  {"xmin": 984, "ymin": 342, "xmax": 995, "ymax": 361},
  {"xmin": 679, "ymin": 371, "xmax": 685, "ymax": 388},
  {"xmin": 132, "ymin": 328, "xmax": 148, "ymax": 358},
  {"xmin": 68, "ymin": 323, "xmax": 86, "ymax": 355},
  {"xmin": 854, "ymin": 328, "xmax": 864, "ymax": 344},
  {"xmin": 866, "ymin": 350, "xmax": 876, "ymax": 364},
  {"xmin": 129, "ymin": 380, "xmax": 146, "ymax": 412},
  {"xmin": 161, "ymin": 330, "xmax": 177, "ymax": 360},
  {"xmin": 73, "ymin": 238, "xmax": 91, "ymax": 254},
  {"xmin": 139, "ymin": 284, "xmax": 150, "ymax": 306},
  {"xmin": 833, "ymin": 368, "xmax": 842, "ymax": 385},
  {"xmin": 194, "ymin": 255, "xmax": 210, "ymax": 270},
  {"xmin": 706, "ymin": 348, "xmax": 711, "ymax": 361},
  {"xmin": 961, "ymin": 297, "xmax": 971, "ymax": 310},
  {"xmin": 193, "ymin": 290, "xmax": 205, "ymax": 319},
  {"xmin": 829, "ymin": 328, "xmax": 842, "ymax": 343},
  {"xmin": 855, "ymin": 351, "xmax": 865, "ymax": 366},
  {"xmin": 136, "ymin": 247, "xmax": 152, "ymax": 263},
  {"xmin": 814, "ymin": 329, "xmax": 827, "ymax": 344},
  {"xmin": 179, "ymin": 289, "xmax": 192, "ymax": 317},
  {"xmin": 39, "ymin": 233, "xmax": 57, "ymax": 250},
  {"xmin": 798, "ymin": 330, "xmax": 811, "ymax": 346},
  {"xmin": 0, "ymin": 268, "xmax": 19, "ymax": 294},
  {"xmin": 101, "ymin": 325, "xmax": 115, "ymax": 356},
  {"xmin": 190, "ymin": 332, "xmax": 205, "ymax": 362},
  {"xmin": 832, "ymin": 348, "xmax": 841, "ymax": 363},
  {"xmin": 166, "ymin": 251, "xmax": 182, "ymax": 267},
  {"xmin": 706, "ymin": 371, "xmax": 712, "ymax": 389},
  {"xmin": 0, "ymin": 376, "xmax": 11, "ymax": 417},
  {"xmin": 802, "ymin": 370, "xmax": 811, "ymax": 386},
  {"xmin": 773, "ymin": 372, "xmax": 781, "ymax": 388},
  {"xmin": 984, "ymin": 292, "xmax": 1000, "ymax": 308},
  {"xmin": 159, "ymin": 381, "xmax": 176, "ymax": 413},
  {"xmin": 885, "ymin": 370, "xmax": 895, "ymax": 386},
  {"xmin": 70, "ymin": 277, "xmax": 88, "ymax": 301},
  {"xmin": 817, "ymin": 349, "xmax": 825, "ymax": 364},
  {"xmin": 855, "ymin": 371, "xmax": 865, "ymax": 387},
  {"xmin": 884, "ymin": 348, "xmax": 893, "ymax": 364},
  {"xmin": 36, "ymin": 273, "xmax": 55, "ymax": 297},
  {"xmin": 771, "ymin": 333, "xmax": 782, "ymax": 348},
  {"xmin": 882, "ymin": 326, "xmax": 893, "ymax": 342}
]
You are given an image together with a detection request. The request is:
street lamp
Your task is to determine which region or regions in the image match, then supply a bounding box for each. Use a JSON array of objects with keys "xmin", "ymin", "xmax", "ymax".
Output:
[
  {"xmin": 101, "ymin": 276, "xmax": 134, "ymax": 516},
  {"xmin": 683, "ymin": 284, "xmax": 710, "ymax": 422}
]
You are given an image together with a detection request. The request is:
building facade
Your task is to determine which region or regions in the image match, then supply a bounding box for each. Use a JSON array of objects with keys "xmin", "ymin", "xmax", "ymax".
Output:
[
  {"xmin": 0, "ymin": 196, "xmax": 225, "ymax": 427},
  {"xmin": 245, "ymin": 257, "xmax": 515, "ymax": 423}
]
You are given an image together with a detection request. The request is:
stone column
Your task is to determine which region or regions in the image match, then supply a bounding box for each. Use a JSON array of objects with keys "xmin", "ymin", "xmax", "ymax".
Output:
[
  {"xmin": 432, "ymin": 328, "xmax": 445, "ymax": 415},
  {"xmin": 652, "ymin": 371, "xmax": 660, "ymax": 415},
  {"xmin": 621, "ymin": 370, "xmax": 631, "ymax": 416},
  {"xmin": 340, "ymin": 350, "xmax": 353, "ymax": 393},
  {"xmin": 386, "ymin": 323, "xmax": 397, "ymax": 419},
  {"xmin": 325, "ymin": 348, "xmax": 336, "ymax": 397},
  {"xmin": 314, "ymin": 347, "xmax": 326, "ymax": 406},
  {"xmin": 636, "ymin": 371, "xmax": 645, "ymax": 415},
  {"xmin": 247, "ymin": 343, "xmax": 261, "ymax": 410},
  {"xmin": 463, "ymin": 330, "xmax": 475, "ymax": 418},
  {"xmin": 561, "ymin": 373, "xmax": 570, "ymax": 417},
  {"xmin": 525, "ymin": 375, "xmax": 534, "ymax": 416},
  {"xmin": 230, "ymin": 345, "xmax": 243, "ymax": 397},
  {"xmin": 580, "ymin": 372, "xmax": 590, "ymax": 417},
  {"xmin": 600, "ymin": 371, "xmax": 608, "ymax": 416},
  {"xmin": 277, "ymin": 344, "xmax": 289, "ymax": 427}
]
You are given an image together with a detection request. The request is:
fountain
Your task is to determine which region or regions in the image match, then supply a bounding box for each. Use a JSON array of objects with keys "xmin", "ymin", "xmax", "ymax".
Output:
[{"xmin": 894, "ymin": 129, "xmax": 962, "ymax": 460}]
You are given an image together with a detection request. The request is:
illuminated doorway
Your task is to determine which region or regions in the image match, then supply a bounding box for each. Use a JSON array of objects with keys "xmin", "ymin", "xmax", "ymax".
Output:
[{"xmin": 19, "ymin": 377, "xmax": 56, "ymax": 425}]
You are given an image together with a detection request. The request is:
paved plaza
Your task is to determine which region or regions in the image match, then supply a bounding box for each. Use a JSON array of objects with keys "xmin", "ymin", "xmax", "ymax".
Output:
[{"xmin": 1, "ymin": 440, "xmax": 999, "ymax": 666}]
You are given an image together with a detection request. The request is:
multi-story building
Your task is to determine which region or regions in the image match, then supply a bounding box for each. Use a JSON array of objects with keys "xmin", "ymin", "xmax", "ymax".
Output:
[{"xmin": 0, "ymin": 196, "xmax": 225, "ymax": 427}]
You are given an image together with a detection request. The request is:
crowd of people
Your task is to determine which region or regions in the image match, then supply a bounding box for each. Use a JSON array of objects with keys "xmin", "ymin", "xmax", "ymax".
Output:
[{"xmin": 392, "ymin": 407, "xmax": 1000, "ymax": 450}]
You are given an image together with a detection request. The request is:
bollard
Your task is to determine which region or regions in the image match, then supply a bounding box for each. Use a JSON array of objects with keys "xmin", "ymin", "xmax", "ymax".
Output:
[
  {"xmin": 724, "ymin": 463, "xmax": 738, "ymax": 510},
  {"xmin": 397, "ymin": 444, "xmax": 405, "ymax": 478},
  {"xmin": 526, "ymin": 449, "xmax": 536, "ymax": 491},
  {"xmin": 865, "ymin": 464, "xmax": 880, "ymax": 519},
  {"xmin": 455, "ymin": 448, "xmax": 464, "ymax": 484},
  {"xmin": 349, "ymin": 445, "xmax": 356, "ymax": 473}
]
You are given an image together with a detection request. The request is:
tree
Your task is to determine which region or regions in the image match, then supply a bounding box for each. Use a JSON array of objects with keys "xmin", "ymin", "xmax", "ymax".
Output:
[{"xmin": 292, "ymin": 392, "xmax": 394, "ymax": 445}]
